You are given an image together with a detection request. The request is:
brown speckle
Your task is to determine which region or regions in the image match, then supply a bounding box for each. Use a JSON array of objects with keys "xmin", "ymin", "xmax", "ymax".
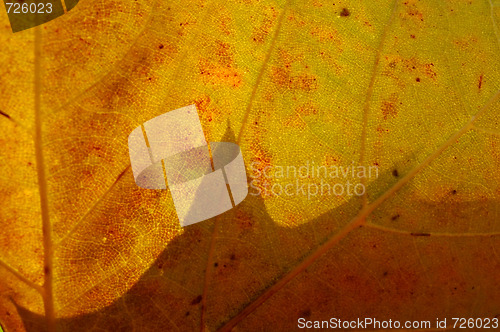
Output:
[
  {"xmin": 416, "ymin": 77, "xmax": 420, "ymax": 82},
  {"xmin": 411, "ymin": 232, "xmax": 431, "ymax": 237},
  {"xmin": 392, "ymin": 169, "xmax": 399, "ymax": 177},
  {"xmin": 340, "ymin": 8, "xmax": 350, "ymax": 17},
  {"xmin": 191, "ymin": 295, "xmax": 202, "ymax": 305},
  {"xmin": 301, "ymin": 308, "xmax": 312, "ymax": 318},
  {"xmin": 391, "ymin": 214, "xmax": 400, "ymax": 221},
  {"xmin": 251, "ymin": 7, "xmax": 278, "ymax": 43},
  {"xmin": 0, "ymin": 110, "xmax": 11, "ymax": 119},
  {"xmin": 478, "ymin": 74, "xmax": 484, "ymax": 90},
  {"xmin": 381, "ymin": 95, "xmax": 399, "ymax": 120}
]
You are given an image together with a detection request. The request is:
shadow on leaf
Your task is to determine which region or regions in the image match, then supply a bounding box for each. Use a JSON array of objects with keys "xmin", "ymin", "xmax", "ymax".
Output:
[{"xmin": 15, "ymin": 124, "xmax": 416, "ymax": 331}]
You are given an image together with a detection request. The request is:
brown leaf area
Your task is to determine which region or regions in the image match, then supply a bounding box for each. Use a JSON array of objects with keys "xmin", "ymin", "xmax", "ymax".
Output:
[{"xmin": 1, "ymin": 0, "xmax": 500, "ymax": 331}]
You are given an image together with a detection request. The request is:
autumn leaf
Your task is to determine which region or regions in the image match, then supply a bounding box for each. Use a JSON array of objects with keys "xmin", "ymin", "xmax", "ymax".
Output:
[{"xmin": 1, "ymin": 0, "xmax": 500, "ymax": 331}]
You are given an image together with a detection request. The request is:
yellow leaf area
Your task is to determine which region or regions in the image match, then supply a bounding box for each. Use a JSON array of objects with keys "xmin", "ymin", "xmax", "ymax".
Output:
[{"xmin": 1, "ymin": 0, "xmax": 500, "ymax": 331}]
